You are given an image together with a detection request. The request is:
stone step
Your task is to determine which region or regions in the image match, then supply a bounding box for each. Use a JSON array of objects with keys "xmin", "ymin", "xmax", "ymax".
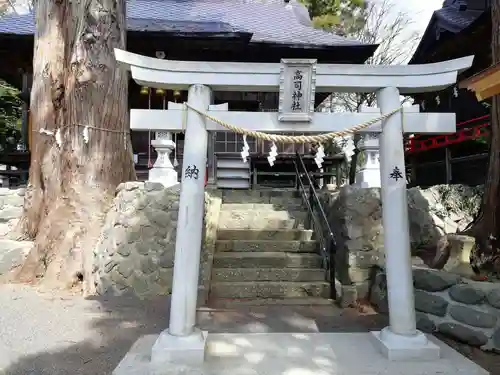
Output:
[
  {"xmin": 222, "ymin": 189, "xmax": 301, "ymax": 200},
  {"xmin": 213, "ymin": 252, "xmax": 323, "ymax": 269},
  {"xmin": 217, "ymin": 229, "xmax": 313, "ymax": 241},
  {"xmin": 212, "ymin": 268, "xmax": 326, "ymax": 282},
  {"xmin": 210, "ymin": 281, "xmax": 330, "ymax": 299},
  {"xmin": 222, "ymin": 199, "xmax": 305, "ymax": 209},
  {"xmin": 220, "ymin": 203, "xmax": 305, "ymax": 211},
  {"xmin": 215, "ymin": 239, "xmax": 316, "ymax": 253},
  {"xmin": 208, "ymin": 297, "xmax": 333, "ymax": 308},
  {"xmin": 222, "ymin": 194, "xmax": 303, "ymax": 206},
  {"xmin": 218, "ymin": 210, "xmax": 308, "ymax": 230}
]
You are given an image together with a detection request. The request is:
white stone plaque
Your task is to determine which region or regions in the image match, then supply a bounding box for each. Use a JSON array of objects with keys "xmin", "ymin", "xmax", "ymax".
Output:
[{"xmin": 278, "ymin": 59, "xmax": 316, "ymax": 122}]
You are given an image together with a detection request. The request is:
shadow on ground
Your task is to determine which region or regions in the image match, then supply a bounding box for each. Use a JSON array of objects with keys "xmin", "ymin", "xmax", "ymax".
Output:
[
  {"xmin": 0, "ymin": 284, "xmax": 499, "ymax": 375},
  {"xmin": 0, "ymin": 284, "xmax": 388, "ymax": 375},
  {"xmin": 0, "ymin": 287, "xmax": 169, "ymax": 375}
]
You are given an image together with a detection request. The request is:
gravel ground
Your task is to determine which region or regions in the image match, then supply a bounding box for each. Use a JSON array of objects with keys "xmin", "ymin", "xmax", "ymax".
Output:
[
  {"xmin": 0, "ymin": 283, "xmax": 498, "ymax": 375},
  {"xmin": 0, "ymin": 284, "xmax": 170, "ymax": 375}
]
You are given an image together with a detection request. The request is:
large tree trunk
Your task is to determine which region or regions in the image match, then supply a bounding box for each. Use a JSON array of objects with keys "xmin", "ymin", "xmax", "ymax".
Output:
[
  {"xmin": 466, "ymin": 1, "xmax": 500, "ymax": 240},
  {"xmin": 13, "ymin": 0, "xmax": 135, "ymax": 293},
  {"xmin": 456, "ymin": 1, "xmax": 500, "ymax": 274}
]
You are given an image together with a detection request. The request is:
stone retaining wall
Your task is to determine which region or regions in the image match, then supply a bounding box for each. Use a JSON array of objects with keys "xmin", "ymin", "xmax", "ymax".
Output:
[
  {"xmin": 0, "ymin": 187, "xmax": 33, "ymax": 276},
  {"xmin": 92, "ymin": 181, "xmax": 221, "ymax": 302},
  {"xmin": 319, "ymin": 186, "xmax": 383, "ymax": 306},
  {"xmin": 370, "ymin": 267, "xmax": 500, "ymax": 352},
  {"xmin": 319, "ymin": 184, "xmax": 481, "ymax": 307},
  {"xmin": 0, "ymin": 187, "xmax": 25, "ymax": 237}
]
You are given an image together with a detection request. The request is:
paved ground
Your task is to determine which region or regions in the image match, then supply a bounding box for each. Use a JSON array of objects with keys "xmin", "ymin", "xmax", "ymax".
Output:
[{"xmin": 0, "ymin": 283, "xmax": 498, "ymax": 375}]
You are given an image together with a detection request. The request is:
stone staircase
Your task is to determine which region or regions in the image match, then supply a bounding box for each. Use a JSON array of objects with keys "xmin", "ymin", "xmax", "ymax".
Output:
[{"xmin": 208, "ymin": 190, "xmax": 331, "ymax": 307}]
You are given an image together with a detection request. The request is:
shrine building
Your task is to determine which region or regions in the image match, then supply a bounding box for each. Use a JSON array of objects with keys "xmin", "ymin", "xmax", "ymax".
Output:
[
  {"xmin": 406, "ymin": 0, "xmax": 491, "ymax": 187},
  {"xmin": 0, "ymin": 0, "xmax": 377, "ymax": 189}
]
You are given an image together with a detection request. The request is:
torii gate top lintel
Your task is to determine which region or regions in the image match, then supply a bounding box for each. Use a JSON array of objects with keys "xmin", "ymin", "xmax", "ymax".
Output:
[{"xmin": 114, "ymin": 48, "xmax": 474, "ymax": 94}]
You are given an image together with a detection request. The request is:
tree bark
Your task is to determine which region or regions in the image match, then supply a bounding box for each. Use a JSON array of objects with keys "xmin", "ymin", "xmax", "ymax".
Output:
[
  {"xmin": 451, "ymin": 1, "xmax": 500, "ymax": 276},
  {"xmin": 13, "ymin": 0, "xmax": 135, "ymax": 293},
  {"xmin": 465, "ymin": 1, "xmax": 500, "ymax": 242}
]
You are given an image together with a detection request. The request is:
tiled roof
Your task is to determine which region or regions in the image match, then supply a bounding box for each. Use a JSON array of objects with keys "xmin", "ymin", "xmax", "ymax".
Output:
[
  {"xmin": 0, "ymin": 0, "xmax": 368, "ymax": 47},
  {"xmin": 410, "ymin": 0, "xmax": 488, "ymax": 63},
  {"xmin": 434, "ymin": 3, "xmax": 484, "ymax": 33}
]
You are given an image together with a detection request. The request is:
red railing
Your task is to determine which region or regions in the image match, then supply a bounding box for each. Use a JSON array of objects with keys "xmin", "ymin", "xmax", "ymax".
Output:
[{"xmin": 405, "ymin": 114, "xmax": 490, "ymax": 154}]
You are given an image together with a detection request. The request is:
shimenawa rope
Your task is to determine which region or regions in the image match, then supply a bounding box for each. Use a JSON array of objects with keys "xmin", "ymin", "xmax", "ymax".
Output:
[{"xmin": 183, "ymin": 102, "xmax": 402, "ymax": 144}]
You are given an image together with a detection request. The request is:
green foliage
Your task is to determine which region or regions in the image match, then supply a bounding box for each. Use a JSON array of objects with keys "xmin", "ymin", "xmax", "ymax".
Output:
[
  {"xmin": 299, "ymin": 0, "xmax": 367, "ymax": 35},
  {"xmin": 0, "ymin": 80, "xmax": 23, "ymax": 152}
]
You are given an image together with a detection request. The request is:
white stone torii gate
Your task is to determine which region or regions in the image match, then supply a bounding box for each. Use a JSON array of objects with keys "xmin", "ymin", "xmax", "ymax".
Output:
[{"xmin": 115, "ymin": 49, "xmax": 473, "ymax": 368}]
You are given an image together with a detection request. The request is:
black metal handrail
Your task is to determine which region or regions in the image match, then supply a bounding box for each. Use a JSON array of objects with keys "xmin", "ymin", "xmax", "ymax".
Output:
[{"xmin": 293, "ymin": 152, "xmax": 337, "ymax": 300}]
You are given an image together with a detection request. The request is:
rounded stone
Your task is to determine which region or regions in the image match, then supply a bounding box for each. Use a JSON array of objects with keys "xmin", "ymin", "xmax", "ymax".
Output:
[
  {"xmin": 159, "ymin": 253, "xmax": 174, "ymax": 268},
  {"xmin": 104, "ymin": 259, "xmax": 117, "ymax": 273},
  {"xmin": 130, "ymin": 273, "xmax": 150, "ymax": 296},
  {"xmin": 116, "ymin": 181, "xmax": 143, "ymax": 193},
  {"xmin": 438, "ymin": 322, "xmax": 488, "ymax": 347},
  {"xmin": 116, "ymin": 244, "xmax": 132, "ymax": 257},
  {"xmin": 140, "ymin": 256, "xmax": 157, "ymax": 274},
  {"xmin": 416, "ymin": 312, "xmax": 436, "ymax": 333},
  {"xmin": 449, "ymin": 284, "xmax": 485, "ymax": 305},
  {"xmin": 414, "ymin": 289, "xmax": 449, "ymax": 316},
  {"xmin": 491, "ymin": 327, "xmax": 500, "ymax": 351},
  {"xmin": 136, "ymin": 241, "xmax": 153, "ymax": 255},
  {"xmin": 109, "ymin": 269, "xmax": 129, "ymax": 288},
  {"xmin": 144, "ymin": 181, "xmax": 165, "ymax": 192},
  {"xmin": 117, "ymin": 259, "xmax": 134, "ymax": 278},
  {"xmin": 486, "ymin": 289, "xmax": 500, "ymax": 309},
  {"xmin": 157, "ymin": 268, "xmax": 174, "ymax": 289},
  {"xmin": 413, "ymin": 269, "xmax": 461, "ymax": 292},
  {"xmin": 449, "ymin": 305, "xmax": 497, "ymax": 328},
  {"xmin": 0, "ymin": 207, "xmax": 23, "ymax": 222}
]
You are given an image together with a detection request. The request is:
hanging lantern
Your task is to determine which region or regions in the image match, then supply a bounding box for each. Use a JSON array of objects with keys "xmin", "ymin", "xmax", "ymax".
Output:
[
  {"xmin": 173, "ymin": 90, "xmax": 181, "ymax": 98},
  {"xmin": 156, "ymin": 88, "xmax": 166, "ymax": 96},
  {"xmin": 140, "ymin": 86, "xmax": 149, "ymax": 95}
]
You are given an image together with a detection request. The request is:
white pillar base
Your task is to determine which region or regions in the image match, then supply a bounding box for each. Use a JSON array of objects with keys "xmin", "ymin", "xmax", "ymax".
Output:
[
  {"xmin": 149, "ymin": 167, "xmax": 179, "ymax": 187},
  {"xmin": 355, "ymin": 168, "xmax": 381, "ymax": 188},
  {"xmin": 370, "ymin": 328, "xmax": 440, "ymax": 361},
  {"xmin": 151, "ymin": 328, "xmax": 208, "ymax": 367}
]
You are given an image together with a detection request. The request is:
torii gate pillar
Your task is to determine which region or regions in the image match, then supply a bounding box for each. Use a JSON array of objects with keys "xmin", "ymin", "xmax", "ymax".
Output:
[
  {"xmin": 150, "ymin": 84, "xmax": 211, "ymax": 366},
  {"xmin": 371, "ymin": 87, "xmax": 440, "ymax": 360}
]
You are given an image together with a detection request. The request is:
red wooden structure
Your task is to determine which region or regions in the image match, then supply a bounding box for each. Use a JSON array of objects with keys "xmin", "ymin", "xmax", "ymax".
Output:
[{"xmin": 405, "ymin": 115, "xmax": 490, "ymax": 154}]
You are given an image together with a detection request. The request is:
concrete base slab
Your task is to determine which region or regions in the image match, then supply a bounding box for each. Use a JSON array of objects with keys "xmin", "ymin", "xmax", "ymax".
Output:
[
  {"xmin": 370, "ymin": 328, "xmax": 441, "ymax": 361},
  {"xmin": 151, "ymin": 328, "xmax": 208, "ymax": 367},
  {"xmin": 113, "ymin": 332, "xmax": 489, "ymax": 375}
]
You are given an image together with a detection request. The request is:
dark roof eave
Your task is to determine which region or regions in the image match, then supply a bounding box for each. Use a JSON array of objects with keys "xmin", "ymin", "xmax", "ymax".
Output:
[
  {"xmin": 0, "ymin": 31, "xmax": 378, "ymax": 63},
  {"xmin": 249, "ymin": 40, "xmax": 379, "ymax": 63},
  {"xmin": 128, "ymin": 30, "xmax": 254, "ymax": 43},
  {"xmin": 252, "ymin": 39, "xmax": 377, "ymax": 51}
]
